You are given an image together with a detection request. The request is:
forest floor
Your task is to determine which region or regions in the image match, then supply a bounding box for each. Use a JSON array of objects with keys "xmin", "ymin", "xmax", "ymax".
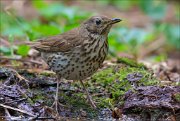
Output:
[{"xmin": 0, "ymin": 57, "xmax": 179, "ymax": 120}]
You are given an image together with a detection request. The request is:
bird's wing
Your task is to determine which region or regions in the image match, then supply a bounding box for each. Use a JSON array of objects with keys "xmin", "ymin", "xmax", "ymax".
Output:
[{"xmin": 29, "ymin": 28, "xmax": 82, "ymax": 52}]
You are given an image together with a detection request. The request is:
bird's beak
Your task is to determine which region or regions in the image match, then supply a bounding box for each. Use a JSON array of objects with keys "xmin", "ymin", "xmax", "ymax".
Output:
[{"xmin": 110, "ymin": 18, "xmax": 122, "ymax": 24}]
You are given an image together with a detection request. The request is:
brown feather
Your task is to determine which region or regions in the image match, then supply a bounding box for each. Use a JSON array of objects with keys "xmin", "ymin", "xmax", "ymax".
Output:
[{"xmin": 29, "ymin": 28, "xmax": 82, "ymax": 52}]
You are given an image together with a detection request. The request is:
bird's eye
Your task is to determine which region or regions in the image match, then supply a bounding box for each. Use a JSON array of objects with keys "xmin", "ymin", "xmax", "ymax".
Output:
[{"xmin": 95, "ymin": 19, "xmax": 101, "ymax": 25}]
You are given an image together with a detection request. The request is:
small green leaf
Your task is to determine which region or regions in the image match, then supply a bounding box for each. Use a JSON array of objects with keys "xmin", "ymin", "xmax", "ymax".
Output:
[{"xmin": 17, "ymin": 45, "xmax": 30, "ymax": 56}]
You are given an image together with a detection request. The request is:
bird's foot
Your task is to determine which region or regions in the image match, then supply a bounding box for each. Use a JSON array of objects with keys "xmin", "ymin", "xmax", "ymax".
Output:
[
  {"xmin": 79, "ymin": 80, "xmax": 97, "ymax": 109},
  {"xmin": 86, "ymin": 95, "xmax": 97, "ymax": 109},
  {"xmin": 42, "ymin": 106, "xmax": 62, "ymax": 120},
  {"xmin": 51, "ymin": 100, "xmax": 67, "ymax": 114}
]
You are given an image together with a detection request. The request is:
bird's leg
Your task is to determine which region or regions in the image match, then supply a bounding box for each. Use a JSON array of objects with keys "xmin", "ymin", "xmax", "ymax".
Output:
[
  {"xmin": 79, "ymin": 80, "xmax": 97, "ymax": 109},
  {"xmin": 51, "ymin": 75, "xmax": 65, "ymax": 113}
]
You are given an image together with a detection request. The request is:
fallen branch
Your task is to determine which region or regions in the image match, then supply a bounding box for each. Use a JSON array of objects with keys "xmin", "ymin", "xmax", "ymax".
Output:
[
  {"xmin": 0, "ymin": 116, "xmax": 25, "ymax": 121},
  {"xmin": 4, "ymin": 108, "xmax": 11, "ymax": 119},
  {"xmin": 29, "ymin": 116, "xmax": 55, "ymax": 120},
  {"xmin": 0, "ymin": 103, "xmax": 36, "ymax": 117},
  {"xmin": 4, "ymin": 98, "xmax": 26, "ymax": 105}
]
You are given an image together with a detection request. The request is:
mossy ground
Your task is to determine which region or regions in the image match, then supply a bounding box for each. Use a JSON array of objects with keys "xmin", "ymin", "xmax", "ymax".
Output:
[
  {"xmin": 2, "ymin": 58, "xmax": 178, "ymax": 119},
  {"xmin": 87, "ymin": 58, "xmax": 159, "ymax": 108},
  {"xmin": 28, "ymin": 58, "xmax": 160, "ymax": 118}
]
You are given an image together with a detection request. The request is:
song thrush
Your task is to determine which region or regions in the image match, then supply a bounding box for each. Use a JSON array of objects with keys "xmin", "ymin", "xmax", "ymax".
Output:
[{"xmin": 30, "ymin": 16, "xmax": 121, "ymax": 112}]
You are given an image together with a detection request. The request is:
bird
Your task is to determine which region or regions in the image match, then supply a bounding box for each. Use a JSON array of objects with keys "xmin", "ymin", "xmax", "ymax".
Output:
[{"xmin": 29, "ymin": 15, "xmax": 121, "ymax": 112}]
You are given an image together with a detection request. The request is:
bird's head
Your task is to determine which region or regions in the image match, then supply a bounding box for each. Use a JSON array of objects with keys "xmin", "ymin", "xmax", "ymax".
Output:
[{"xmin": 82, "ymin": 16, "xmax": 122, "ymax": 35}]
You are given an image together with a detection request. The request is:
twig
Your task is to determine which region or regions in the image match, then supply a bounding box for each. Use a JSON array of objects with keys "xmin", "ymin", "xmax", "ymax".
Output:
[
  {"xmin": 0, "ymin": 56, "xmax": 43, "ymax": 65},
  {"xmin": 4, "ymin": 98, "xmax": 27, "ymax": 105},
  {"xmin": 0, "ymin": 116, "xmax": 25, "ymax": 121},
  {"xmin": 4, "ymin": 108, "xmax": 22, "ymax": 121},
  {"xmin": 0, "ymin": 103, "xmax": 36, "ymax": 117},
  {"xmin": 0, "ymin": 38, "xmax": 10, "ymax": 46},
  {"xmin": 29, "ymin": 116, "xmax": 55, "ymax": 120},
  {"xmin": 92, "ymin": 92, "xmax": 110, "ymax": 97},
  {"xmin": 17, "ymin": 87, "xmax": 33, "ymax": 104},
  {"xmin": 4, "ymin": 108, "xmax": 11, "ymax": 119},
  {"xmin": 3, "ymin": 67, "xmax": 30, "ymax": 84}
]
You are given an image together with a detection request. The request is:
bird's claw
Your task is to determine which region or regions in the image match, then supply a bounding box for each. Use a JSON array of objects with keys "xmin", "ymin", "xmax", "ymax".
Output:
[{"xmin": 86, "ymin": 95, "xmax": 97, "ymax": 109}]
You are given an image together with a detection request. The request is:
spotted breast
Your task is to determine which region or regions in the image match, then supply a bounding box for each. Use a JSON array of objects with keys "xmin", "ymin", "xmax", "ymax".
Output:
[{"xmin": 41, "ymin": 33, "xmax": 108, "ymax": 80}]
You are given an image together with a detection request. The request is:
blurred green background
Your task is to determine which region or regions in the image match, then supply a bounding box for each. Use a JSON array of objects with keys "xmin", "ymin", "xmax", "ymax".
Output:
[{"xmin": 0, "ymin": 0, "xmax": 179, "ymax": 62}]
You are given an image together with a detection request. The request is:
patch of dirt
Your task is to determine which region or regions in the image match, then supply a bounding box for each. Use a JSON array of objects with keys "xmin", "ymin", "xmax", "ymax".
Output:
[{"xmin": 121, "ymin": 86, "xmax": 180, "ymax": 121}]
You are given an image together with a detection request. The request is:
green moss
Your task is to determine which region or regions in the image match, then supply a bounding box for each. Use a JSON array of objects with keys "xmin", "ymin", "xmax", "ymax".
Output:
[
  {"xmin": 30, "ymin": 87, "xmax": 55, "ymax": 106},
  {"xmin": 174, "ymin": 93, "xmax": 180, "ymax": 102},
  {"xmin": 39, "ymin": 71, "xmax": 56, "ymax": 76},
  {"xmin": 117, "ymin": 57, "xmax": 147, "ymax": 69},
  {"xmin": 60, "ymin": 92, "xmax": 98, "ymax": 118},
  {"xmin": 88, "ymin": 62, "xmax": 159, "ymax": 108},
  {"xmin": 172, "ymin": 81, "xmax": 180, "ymax": 86},
  {"xmin": 96, "ymin": 97, "xmax": 113, "ymax": 108}
]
